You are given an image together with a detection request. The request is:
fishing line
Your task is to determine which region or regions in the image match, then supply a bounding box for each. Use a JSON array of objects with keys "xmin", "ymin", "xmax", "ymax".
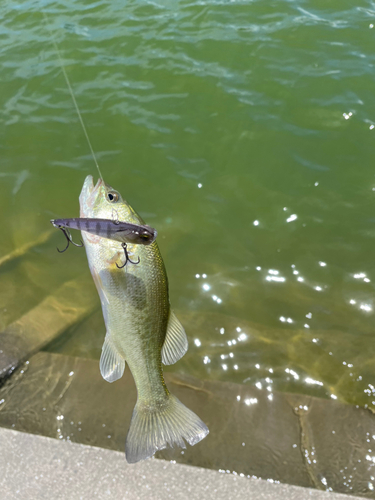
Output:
[{"xmin": 42, "ymin": 11, "xmax": 103, "ymax": 181}]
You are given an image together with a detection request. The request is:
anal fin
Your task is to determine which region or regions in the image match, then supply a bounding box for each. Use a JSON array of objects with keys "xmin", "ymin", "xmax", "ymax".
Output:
[
  {"xmin": 100, "ymin": 332, "xmax": 125, "ymax": 383},
  {"xmin": 161, "ymin": 310, "xmax": 188, "ymax": 365}
]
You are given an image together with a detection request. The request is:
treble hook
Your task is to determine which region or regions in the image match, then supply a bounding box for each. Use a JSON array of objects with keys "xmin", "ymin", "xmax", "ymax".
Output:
[
  {"xmin": 116, "ymin": 242, "xmax": 140, "ymax": 269},
  {"xmin": 57, "ymin": 227, "xmax": 84, "ymax": 253}
]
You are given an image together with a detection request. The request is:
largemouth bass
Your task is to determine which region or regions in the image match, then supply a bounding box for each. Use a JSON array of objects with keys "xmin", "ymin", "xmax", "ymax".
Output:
[
  {"xmin": 79, "ymin": 175, "xmax": 209, "ymax": 463},
  {"xmin": 51, "ymin": 217, "xmax": 157, "ymax": 245}
]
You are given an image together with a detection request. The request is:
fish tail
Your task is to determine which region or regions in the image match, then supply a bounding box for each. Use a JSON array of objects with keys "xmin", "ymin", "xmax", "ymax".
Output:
[{"xmin": 125, "ymin": 394, "xmax": 209, "ymax": 464}]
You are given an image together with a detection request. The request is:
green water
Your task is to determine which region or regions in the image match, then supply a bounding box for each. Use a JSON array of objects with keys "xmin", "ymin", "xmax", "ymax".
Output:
[{"xmin": 2, "ymin": 1, "xmax": 375, "ymax": 414}]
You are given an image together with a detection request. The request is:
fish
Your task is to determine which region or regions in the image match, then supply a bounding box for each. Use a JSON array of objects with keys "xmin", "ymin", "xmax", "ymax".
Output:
[
  {"xmin": 50, "ymin": 217, "xmax": 157, "ymax": 245},
  {"xmin": 79, "ymin": 175, "xmax": 209, "ymax": 463}
]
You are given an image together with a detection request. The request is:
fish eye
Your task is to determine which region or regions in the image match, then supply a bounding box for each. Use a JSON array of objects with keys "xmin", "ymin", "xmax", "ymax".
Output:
[
  {"xmin": 140, "ymin": 234, "xmax": 150, "ymax": 240},
  {"xmin": 107, "ymin": 191, "xmax": 119, "ymax": 203}
]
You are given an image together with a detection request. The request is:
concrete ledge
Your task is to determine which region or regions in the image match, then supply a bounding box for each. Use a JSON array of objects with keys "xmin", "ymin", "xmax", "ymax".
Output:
[
  {"xmin": 0, "ymin": 428, "xmax": 363, "ymax": 500},
  {"xmin": 0, "ymin": 277, "xmax": 97, "ymax": 378}
]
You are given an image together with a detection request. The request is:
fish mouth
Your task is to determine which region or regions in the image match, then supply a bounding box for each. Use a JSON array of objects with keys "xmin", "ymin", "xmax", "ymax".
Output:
[
  {"xmin": 83, "ymin": 175, "xmax": 103, "ymax": 195},
  {"xmin": 80, "ymin": 175, "xmax": 104, "ymax": 217},
  {"xmin": 93, "ymin": 177, "xmax": 104, "ymax": 194},
  {"xmin": 81, "ymin": 175, "xmax": 104, "ymax": 202}
]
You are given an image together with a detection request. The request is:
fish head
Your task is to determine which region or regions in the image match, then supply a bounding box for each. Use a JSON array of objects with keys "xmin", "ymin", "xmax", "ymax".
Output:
[
  {"xmin": 80, "ymin": 175, "xmax": 140, "ymax": 223},
  {"xmin": 79, "ymin": 176, "xmax": 157, "ymax": 245}
]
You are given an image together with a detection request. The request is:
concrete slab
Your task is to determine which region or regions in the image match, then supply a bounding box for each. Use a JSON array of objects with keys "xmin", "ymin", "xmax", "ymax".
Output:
[
  {"xmin": 0, "ymin": 276, "xmax": 97, "ymax": 378},
  {"xmin": 0, "ymin": 428, "xmax": 363, "ymax": 500},
  {"xmin": 0, "ymin": 230, "xmax": 52, "ymax": 268}
]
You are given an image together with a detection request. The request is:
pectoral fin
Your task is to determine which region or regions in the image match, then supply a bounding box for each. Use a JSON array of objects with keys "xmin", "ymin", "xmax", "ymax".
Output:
[
  {"xmin": 89, "ymin": 263, "xmax": 109, "ymax": 306},
  {"xmin": 161, "ymin": 311, "xmax": 188, "ymax": 365},
  {"xmin": 100, "ymin": 332, "xmax": 125, "ymax": 383},
  {"xmin": 107, "ymin": 250, "xmax": 123, "ymax": 266}
]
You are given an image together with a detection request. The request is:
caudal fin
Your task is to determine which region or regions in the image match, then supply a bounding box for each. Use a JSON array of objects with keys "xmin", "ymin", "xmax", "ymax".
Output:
[{"xmin": 125, "ymin": 394, "xmax": 209, "ymax": 464}]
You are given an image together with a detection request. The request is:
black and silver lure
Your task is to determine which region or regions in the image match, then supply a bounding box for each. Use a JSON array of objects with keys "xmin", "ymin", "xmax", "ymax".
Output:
[{"xmin": 51, "ymin": 217, "xmax": 157, "ymax": 266}]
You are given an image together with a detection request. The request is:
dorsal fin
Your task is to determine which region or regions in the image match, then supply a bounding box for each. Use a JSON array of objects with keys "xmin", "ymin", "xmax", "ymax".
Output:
[
  {"xmin": 161, "ymin": 311, "xmax": 188, "ymax": 365},
  {"xmin": 100, "ymin": 332, "xmax": 125, "ymax": 383}
]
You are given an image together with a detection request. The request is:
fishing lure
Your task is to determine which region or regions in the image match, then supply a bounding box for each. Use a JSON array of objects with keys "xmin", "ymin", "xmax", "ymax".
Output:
[{"xmin": 51, "ymin": 218, "xmax": 157, "ymax": 265}]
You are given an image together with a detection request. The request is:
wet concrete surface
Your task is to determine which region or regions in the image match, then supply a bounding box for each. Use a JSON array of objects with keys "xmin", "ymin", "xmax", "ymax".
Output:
[{"xmin": 0, "ymin": 427, "xmax": 364, "ymax": 500}]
